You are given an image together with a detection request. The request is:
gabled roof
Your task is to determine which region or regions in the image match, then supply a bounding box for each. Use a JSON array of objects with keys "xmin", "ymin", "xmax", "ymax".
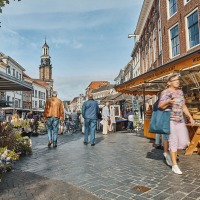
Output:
[
  {"xmin": 92, "ymin": 84, "xmax": 114, "ymax": 93},
  {"xmin": 86, "ymin": 81, "xmax": 109, "ymax": 90},
  {"xmin": 71, "ymin": 97, "xmax": 78, "ymax": 104},
  {"xmin": 32, "ymin": 79, "xmax": 49, "ymax": 88},
  {"xmin": 23, "ymin": 72, "xmax": 32, "ymax": 80}
]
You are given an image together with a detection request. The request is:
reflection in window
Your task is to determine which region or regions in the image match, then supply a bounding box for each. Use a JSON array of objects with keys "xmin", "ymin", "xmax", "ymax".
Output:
[
  {"xmin": 169, "ymin": 0, "xmax": 177, "ymax": 17},
  {"xmin": 170, "ymin": 25, "xmax": 180, "ymax": 57},
  {"xmin": 187, "ymin": 10, "xmax": 199, "ymax": 48}
]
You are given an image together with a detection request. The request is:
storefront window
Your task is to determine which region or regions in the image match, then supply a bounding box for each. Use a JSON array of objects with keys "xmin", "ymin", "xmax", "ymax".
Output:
[
  {"xmin": 187, "ymin": 10, "xmax": 199, "ymax": 48},
  {"xmin": 170, "ymin": 24, "xmax": 180, "ymax": 57}
]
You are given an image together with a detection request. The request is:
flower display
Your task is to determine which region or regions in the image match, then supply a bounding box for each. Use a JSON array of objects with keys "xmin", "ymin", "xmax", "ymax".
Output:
[{"xmin": 0, "ymin": 123, "xmax": 32, "ymax": 181}]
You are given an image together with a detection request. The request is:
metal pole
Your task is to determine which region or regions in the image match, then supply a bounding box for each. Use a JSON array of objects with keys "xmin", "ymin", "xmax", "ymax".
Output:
[
  {"xmin": 13, "ymin": 91, "xmax": 15, "ymax": 115},
  {"xmin": 143, "ymin": 85, "xmax": 146, "ymax": 120}
]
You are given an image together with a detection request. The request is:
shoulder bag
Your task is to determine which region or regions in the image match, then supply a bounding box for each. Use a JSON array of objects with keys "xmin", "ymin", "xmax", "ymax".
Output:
[{"xmin": 149, "ymin": 99, "xmax": 171, "ymax": 135}]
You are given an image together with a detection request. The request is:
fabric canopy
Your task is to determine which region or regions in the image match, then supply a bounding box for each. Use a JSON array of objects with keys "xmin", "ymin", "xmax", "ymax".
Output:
[{"xmin": 0, "ymin": 71, "xmax": 33, "ymax": 91}]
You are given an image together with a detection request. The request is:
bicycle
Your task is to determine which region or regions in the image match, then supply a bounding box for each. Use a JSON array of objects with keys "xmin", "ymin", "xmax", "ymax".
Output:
[{"xmin": 63, "ymin": 119, "xmax": 79, "ymax": 134}]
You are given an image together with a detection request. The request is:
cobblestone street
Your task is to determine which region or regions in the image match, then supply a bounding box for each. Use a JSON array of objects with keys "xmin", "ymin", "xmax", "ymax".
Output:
[{"xmin": 0, "ymin": 131, "xmax": 200, "ymax": 200}]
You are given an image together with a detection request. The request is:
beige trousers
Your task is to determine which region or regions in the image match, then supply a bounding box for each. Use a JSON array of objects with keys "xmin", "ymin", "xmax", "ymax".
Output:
[{"xmin": 102, "ymin": 119, "xmax": 109, "ymax": 134}]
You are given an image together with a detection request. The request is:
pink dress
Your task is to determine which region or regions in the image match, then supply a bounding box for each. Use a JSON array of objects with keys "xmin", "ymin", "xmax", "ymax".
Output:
[{"xmin": 159, "ymin": 88, "xmax": 189, "ymax": 152}]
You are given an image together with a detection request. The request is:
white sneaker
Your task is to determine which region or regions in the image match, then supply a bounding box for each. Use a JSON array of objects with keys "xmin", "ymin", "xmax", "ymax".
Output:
[
  {"xmin": 163, "ymin": 152, "xmax": 172, "ymax": 166},
  {"xmin": 172, "ymin": 165, "xmax": 182, "ymax": 175}
]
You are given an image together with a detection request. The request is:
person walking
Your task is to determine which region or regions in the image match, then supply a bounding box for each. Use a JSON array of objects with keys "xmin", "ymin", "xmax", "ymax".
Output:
[
  {"xmin": 82, "ymin": 94, "xmax": 99, "ymax": 146},
  {"xmin": 97, "ymin": 111, "xmax": 102, "ymax": 132},
  {"xmin": 102, "ymin": 102, "xmax": 110, "ymax": 135},
  {"xmin": 158, "ymin": 73, "xmax": 194, "ymax": 174},
  {"xmin": 44, "ymin": 91, "xmax": 64, "ymax": 148},
  {"xmin": 109, "ymin": 105, "xmax": 116, "ymax": 132}
]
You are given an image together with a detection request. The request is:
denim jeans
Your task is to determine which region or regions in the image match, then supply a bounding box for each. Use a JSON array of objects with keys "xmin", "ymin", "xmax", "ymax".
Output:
[
  {"xmin": 84, "ymin": 118, "xmax": 97, "ymax": 144},
  {"xmin": 46, "ymin": 117, "xmax": 60, "ymax": 145},
  {"xmin": 155, "ymin": 134, "xmax": 169, "ymax": 145}
]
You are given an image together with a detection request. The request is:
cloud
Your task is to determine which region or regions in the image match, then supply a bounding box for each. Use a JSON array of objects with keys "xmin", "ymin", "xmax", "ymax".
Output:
[
  {"xmin": 51, "ymin": 38, "xmax": 83, "ymax": 49},
  {"xmin": 2, "ymin": 0, "xmax": 142, "ymax": 15},
  {"xmin": 54, "ymin": 73, "xmax": 115, "ymax": 100}
]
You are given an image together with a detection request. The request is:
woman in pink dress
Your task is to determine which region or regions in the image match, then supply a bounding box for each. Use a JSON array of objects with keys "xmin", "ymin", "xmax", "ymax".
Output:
[{"xmin": 158, "ymin": 73, "xmax": 195, "ymax": 175}]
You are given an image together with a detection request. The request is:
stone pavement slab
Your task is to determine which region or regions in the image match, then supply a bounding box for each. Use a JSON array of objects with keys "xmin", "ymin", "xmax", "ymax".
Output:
[{"xmin": 0, "ymin": 131, "xmax": 200, "ymax": 200}]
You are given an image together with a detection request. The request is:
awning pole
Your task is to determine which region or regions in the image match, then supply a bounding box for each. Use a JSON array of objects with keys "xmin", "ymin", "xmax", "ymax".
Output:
[{"xmin": 143, "ymin": 85, "xmax": 146, "ymax": 119}]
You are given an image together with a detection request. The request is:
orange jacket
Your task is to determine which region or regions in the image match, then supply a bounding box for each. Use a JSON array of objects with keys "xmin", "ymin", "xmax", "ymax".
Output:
[{"xmin": 44, "ymin": 97, "xmax": 64, "ymax": 122}]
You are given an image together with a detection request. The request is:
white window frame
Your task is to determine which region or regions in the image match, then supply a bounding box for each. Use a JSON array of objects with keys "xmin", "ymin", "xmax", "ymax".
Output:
[
  {"xmin": 153, "ymin": 28, "xmax": 157, "ymax": 62},
  {"xmin": 149, "ymin": 39, "xmax": 152, "ymax": 66},
  {"xmin": 145, "ymin": 45, "xmax": 148, "ymax": 72},
  {"xmin": 167, "ymin": 0, "xmax": 177, "ymax": 19},
  {"xmin": 158, "ymin": 18, "xmax": 162, "ymax": 55},
  {"xmin": 185, "ymin": 8, "xmax": 200, "ymax": 51},
  {"xmin": 184, "ymin": 0, "xmax": 190, "ymax": 5},
  {"xmin": 169, "ymin": 23, "xmax": 180, "ymax": 58},
  {"xmin": 142, "ymin": 51, "xmax": 145, "ymax": 74}
]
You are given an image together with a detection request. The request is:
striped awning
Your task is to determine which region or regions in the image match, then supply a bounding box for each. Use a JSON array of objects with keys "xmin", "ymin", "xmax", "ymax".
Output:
[{"xmin": 0, "ymin": 71, "xmax": 33, "ymax": 91}]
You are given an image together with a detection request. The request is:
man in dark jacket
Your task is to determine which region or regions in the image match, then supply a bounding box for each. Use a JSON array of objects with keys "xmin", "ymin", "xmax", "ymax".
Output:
[{"xmin": 82, "ymin": 94, "xmax": 99, "ymax": 146}]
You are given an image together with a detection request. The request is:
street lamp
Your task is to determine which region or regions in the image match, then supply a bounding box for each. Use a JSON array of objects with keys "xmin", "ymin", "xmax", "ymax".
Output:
[{"xmin": 128, "ymin": 34, "xmax": 138, "ymax": 38}]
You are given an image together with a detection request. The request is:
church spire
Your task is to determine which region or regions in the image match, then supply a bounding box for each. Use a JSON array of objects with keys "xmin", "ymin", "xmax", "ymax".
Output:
[{"xmin": 42, "ymin": 37, "xmax": 49, "ymax": 56}]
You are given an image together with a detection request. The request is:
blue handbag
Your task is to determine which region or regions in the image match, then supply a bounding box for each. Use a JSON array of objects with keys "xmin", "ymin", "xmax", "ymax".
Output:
[{"xmin": 149, "ymin": 100, "xmax": 171, "ymax": 135}]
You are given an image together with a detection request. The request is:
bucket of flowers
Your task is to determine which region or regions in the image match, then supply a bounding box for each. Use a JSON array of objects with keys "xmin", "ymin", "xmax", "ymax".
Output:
[{"xmin": 0, "ymin": 147, "xmax": 20, "ymax": 181}]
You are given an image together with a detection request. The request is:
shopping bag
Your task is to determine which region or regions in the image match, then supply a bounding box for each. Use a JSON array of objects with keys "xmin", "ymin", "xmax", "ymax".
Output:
[{"xmin": 149, "ymin": 100, "xmax": 171, "ymax": 135}]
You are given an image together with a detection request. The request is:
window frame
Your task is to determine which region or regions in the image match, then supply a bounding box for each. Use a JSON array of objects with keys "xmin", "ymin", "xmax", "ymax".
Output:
[
  {"xmin": 184, "ymin": 0, "xmax": 190, "ymax": 5},
  {"xmin": 158, "ymin": 18, "xmax": 162, "ymax": 55},
  {"xmin": 167, "ymin": 0, "xmax": 178, "ymax": 19},
  {"xmin": 185, "ymin": 8, "xmax": 200, "ymax": 51},
  {"xmin": 169, "ymin": 23, "xmax": 180, "ymax": 58},
  {"xmin": 153, "ymin": 28, "xmax": 157, "ymax": 62}
]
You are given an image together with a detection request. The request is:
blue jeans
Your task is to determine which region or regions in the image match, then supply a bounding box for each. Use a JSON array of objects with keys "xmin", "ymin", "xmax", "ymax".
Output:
[
  {"xmin": 155, "ymin": 134, "xmax": 169, "ymax": 145},
  {"xmin": 46, "ymin": 117, "xmax": 60, "ymax": 145},
  {"xmin": 84, "ymin": 118, "xmax": 97, "ymax": 144}
]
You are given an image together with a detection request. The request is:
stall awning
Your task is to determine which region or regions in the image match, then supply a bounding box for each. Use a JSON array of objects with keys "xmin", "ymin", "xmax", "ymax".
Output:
[
  {"xmin": 0, "ymin": 71, "xmax": 33, "ymax": 91},
  {"xmin": 115, "ymin": 50, "xmax": 200, "ymax": 95}
]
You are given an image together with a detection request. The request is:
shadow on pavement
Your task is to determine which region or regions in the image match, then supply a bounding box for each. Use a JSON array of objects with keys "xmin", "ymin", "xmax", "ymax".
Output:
[
  {"xmin": 95, "ymin": 136, "xmax": 104, "ymax": 144},
  {"xmin": 0, "ymin": 170, "xmax": 100, "ymax": 200},
  {"xmin": 146, "ymin": 148, "xmax": 164, "ymax": 161}
]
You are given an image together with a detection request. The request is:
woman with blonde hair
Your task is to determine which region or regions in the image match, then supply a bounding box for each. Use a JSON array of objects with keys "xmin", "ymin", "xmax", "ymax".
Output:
[{"xmin": 158, "ymin": 73, "xmax": 194, "ymax": 174}]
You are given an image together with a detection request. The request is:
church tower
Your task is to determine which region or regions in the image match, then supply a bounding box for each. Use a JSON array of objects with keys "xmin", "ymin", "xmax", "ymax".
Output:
[
  {"xmin": 39, "ymin": 40, "xmax": 53, "ymax": 81},
  {"xmin": 39, "ymin": 39, "xmax": 54, "ymax": 98}
]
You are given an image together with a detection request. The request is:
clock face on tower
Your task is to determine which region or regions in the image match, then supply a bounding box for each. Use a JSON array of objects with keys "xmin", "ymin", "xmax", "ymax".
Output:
[{"xmin": 41, "ymin": 58, "xmax": 50, "ymax": 66}]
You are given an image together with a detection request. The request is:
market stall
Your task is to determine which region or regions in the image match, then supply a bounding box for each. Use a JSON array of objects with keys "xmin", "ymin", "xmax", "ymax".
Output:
[{"xmin": 115, "ymin": 50, "xmax": 200, "ymax": 153}]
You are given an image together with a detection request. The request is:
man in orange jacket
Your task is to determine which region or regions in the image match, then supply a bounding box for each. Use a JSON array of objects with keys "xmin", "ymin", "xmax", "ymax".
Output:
[{"xmin": 44, "ymin": 91, "xmax": 64, "ymax": 148}]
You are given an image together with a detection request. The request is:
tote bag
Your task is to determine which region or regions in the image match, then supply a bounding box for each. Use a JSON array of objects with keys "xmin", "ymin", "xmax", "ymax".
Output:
[{"xmin": 149, "ymin": 100, "xmax": 171, "ymax": 135}]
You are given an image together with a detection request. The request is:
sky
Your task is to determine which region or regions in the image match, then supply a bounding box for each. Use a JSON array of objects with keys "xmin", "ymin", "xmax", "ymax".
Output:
[{"xmin": 0, "ymin": 0, "xmax": 143, "ymax": 100}]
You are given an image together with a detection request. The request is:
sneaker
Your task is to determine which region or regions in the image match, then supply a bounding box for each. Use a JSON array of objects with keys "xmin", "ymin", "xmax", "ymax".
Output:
[
  {"xmin": 172, "ymin": 165, "xmax": 182, "ymax": 175},
  {"xmin": 163, "ymin": 152, "xmax": 172, "ymax": 166},
  {"xmin": 83, "ymin": 142, "xmax": 88, "ymax": 145}
]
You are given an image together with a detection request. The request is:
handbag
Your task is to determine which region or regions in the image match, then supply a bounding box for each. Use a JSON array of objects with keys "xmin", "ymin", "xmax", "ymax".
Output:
[{"xmin": 149, "ymin": 100, "xmax": 171, "ymax": 135}]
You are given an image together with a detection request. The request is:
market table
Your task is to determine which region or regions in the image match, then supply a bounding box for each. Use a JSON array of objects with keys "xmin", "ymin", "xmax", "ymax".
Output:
[
  {"xmin": 185, "ymin": 124, "xmax": 200, "ymax": 155},
  {"xmin": 116, "ymin": 119, "xmax": 128, "ymax": 131}
]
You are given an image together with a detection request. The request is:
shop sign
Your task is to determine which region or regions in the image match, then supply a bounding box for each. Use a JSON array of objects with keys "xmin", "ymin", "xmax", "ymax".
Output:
[{"xmin": 117, "ymin": 54, "xmax": 200, "ymax": 93}]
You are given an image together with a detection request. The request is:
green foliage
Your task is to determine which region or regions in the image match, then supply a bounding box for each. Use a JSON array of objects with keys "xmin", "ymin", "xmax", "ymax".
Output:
[
  {"xmin": 0, "ymin": 123, "xmax": 32, "ymax": 181},
  {"xmin": 14, "ymin": 136, "xmax": 32, "ymax": 155},
  {"xmin": 0, "ymin": 123, "xmax": 17, "ymax": 150}
]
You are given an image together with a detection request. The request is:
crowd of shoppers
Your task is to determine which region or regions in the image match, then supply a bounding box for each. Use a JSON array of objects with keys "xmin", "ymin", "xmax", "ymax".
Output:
[{"xmin": 35, "ymin": 74, "xmax": 195, "ymax": 176}]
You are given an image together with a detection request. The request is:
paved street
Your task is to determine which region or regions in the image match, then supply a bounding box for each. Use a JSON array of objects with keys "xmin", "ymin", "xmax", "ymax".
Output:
[{"xmin": 0, "ymin": 131, "xmax": 200, "ymax": 200}]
